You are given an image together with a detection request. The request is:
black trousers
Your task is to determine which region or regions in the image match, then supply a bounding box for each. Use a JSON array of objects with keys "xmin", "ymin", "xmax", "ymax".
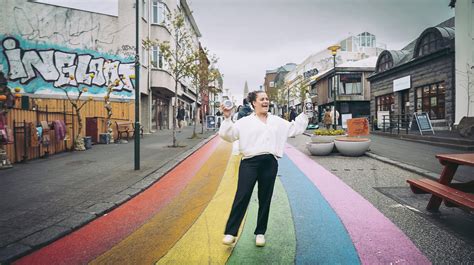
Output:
[{"xmin": 224, "ymin": 154, "xmax": 278, "ymax": 236}]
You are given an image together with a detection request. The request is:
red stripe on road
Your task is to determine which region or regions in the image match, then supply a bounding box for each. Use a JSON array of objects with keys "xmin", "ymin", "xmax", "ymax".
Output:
[{"xmin": 14, "ymin": 136, "xmax": 220, "ymax": 265}]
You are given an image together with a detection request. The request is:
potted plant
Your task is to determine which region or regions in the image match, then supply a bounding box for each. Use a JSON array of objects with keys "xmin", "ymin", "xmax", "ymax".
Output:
[{"xmin": 307, "ymin": 129, "xmax": 346, "ymax": 156}]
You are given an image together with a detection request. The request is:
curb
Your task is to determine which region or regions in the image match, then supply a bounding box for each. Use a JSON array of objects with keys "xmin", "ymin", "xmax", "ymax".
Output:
[
  {"xmin": 365, "ymin": 152, "xmax": 440, "ymax": 181},
  {"xmin": 0, "ymin": 133, "xmax": 218, "ymax": 264},
  {"xmin": 302, "ymin": 133, "xmax": 440, "ymax": 181}
]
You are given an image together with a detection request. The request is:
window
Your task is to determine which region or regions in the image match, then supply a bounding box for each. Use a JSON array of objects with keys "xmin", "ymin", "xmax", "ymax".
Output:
[
  {"xmin": 339, "ymin": 73, "xmax": 362, "ymax": 95},
  {"xmin": 269, "ymin": 81, "xmax": 275, "ymax": 88},
  {"xmin": 141, "ymin": 46, "xmax": 148, "ymax": 66},
  {"xmin": 377, "ymin": 54, "xmax": 393, "ymax": 72},
  {"xmin": 151, "ymin": 46, "xmax": 163, "ymax": 68},
  {"xmin": 142, "ymin": 0, "xmax": 148, "ymax": 20},
  {"xmin": 417, "ymin": 32, "xmax": 442, "ymax": 57},
  {"xmin": 376, "ymin": 93, "xmax": 394, "ymax": 112},
  {"xmin": 328, "ymin": 75, "xmax": 341, "ymax": 99},
  {"xmin": 152, "ymin": 0, "xmax": 169, "ymax": 25},
  {"xmin": 415, "ymin": 82, "xmax": 445, "ymax": 119}
]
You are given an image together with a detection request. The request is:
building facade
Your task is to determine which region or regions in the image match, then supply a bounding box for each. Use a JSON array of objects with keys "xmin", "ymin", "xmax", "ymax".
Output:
[
  {"xmin": 1, "ymin": 0, "xmax": 203, "ymax": 132},
  {"xmin": 368, "ymin": 18, "xmax": 455, "ymax": 130},
  {"xmin": 313, "ymin": 57, "xmax": 376, "ymax": 125},
  {"xmin": 283, "ymin": 32, "xmax": 383, "ymax": 117}
]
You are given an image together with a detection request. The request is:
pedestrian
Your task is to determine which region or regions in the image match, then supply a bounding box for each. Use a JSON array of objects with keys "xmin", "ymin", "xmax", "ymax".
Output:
[
  {"xmin": 237, "ymin": 98, "xmax": 252, "ymax": 119},
  {"xmin": 232, "ymin": 105, "xmax": 241, "ymax": 122},
  {"xmin": 289, "ymin": 107, "xmax": 297, "ymax": 121},
  {"xmin": 177, "ymin": 104, "xmax": 185, "ymax": 131},
  {"xmin": 232, "ymin": 99, "xmax": 254, "ymax": 155},
  {"xmin": 323, "ymin": 107, "xmax": 332, "ymax": 129},
  {"xmin": 219, "ymin": 90, "xmax": 308, "ymax": 247}
]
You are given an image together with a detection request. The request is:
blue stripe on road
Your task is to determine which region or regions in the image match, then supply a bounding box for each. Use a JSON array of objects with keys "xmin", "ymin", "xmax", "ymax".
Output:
[{"xmin": 278, "ymin": 155, "xmax": 360, "ymax": 265}]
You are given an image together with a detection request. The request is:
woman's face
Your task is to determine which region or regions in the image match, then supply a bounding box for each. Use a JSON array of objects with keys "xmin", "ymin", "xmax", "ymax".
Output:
[{"xmin": 253, "ymin": 92, "xmax": 269, "ymax": 114}]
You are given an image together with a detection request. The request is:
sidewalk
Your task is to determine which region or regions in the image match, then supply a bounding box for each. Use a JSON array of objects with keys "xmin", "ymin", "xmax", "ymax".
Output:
[
  {"xmin": 0, "ymin": 126, "xmax": 216, "ymax": 262},
  {"xmin": 304, "ymin": 130, "xmax": 474, "ymax": 182}
]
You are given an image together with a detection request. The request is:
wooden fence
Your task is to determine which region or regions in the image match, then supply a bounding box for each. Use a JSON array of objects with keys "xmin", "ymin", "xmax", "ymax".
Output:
[{"xmin": 3, "ymin": 97, "xmax": 134, "ymax": 164}]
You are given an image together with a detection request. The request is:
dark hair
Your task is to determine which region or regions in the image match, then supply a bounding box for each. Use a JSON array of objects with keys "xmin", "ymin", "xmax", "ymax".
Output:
[
  {"xmin": 242, "ymin": 98, "xmax": 249, "ymax": 105},
  {"xmin": 247, "ymin": 90, "xmax": 265, "ymax": 108}
]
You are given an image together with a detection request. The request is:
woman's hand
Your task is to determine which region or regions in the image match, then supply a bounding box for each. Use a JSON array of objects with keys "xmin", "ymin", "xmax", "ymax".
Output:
[{"xmin": 220, "ymin": 103, "xmax": 232, "ymax": 119}]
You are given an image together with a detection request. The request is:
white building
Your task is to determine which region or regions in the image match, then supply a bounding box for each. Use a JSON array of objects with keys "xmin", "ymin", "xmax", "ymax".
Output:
[
  {"xmin": 1, "ymin": 0, "xmax": 203, "ymax": 131},
  {"xmin": 453, "ymin": 0, "xmax": 474, "ymax": 124},
  {"xmin": 284, "ymin": 32, "xmax": 384, "ymax": 112}
]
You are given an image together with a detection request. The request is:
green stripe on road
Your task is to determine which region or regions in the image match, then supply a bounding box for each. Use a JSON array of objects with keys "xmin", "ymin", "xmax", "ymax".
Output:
[{"xmin": 227, "ymin": 178, "xmax": 296, "ymax": 264}]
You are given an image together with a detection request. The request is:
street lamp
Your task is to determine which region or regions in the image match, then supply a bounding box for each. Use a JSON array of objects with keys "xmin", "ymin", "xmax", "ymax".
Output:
[
  {"xmin": 328, "ymin": 44, "xmax": 341, "ymax": 129},
  {"xmin": 134, "ymin": 0, "xmax": 140, "ymax": 170}
]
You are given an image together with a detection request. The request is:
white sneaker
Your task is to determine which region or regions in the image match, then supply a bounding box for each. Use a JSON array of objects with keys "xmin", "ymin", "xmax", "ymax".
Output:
[
  {"xmin": 222, "ymin": 235, "xmax": 235, "ymax": 245},
  {"xmin": 256, "ymin": 234, "xmax": 265, "ymax": 247}
]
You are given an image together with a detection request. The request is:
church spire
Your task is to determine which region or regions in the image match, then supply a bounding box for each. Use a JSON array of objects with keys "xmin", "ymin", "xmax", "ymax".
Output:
[{"xmin": 243, "ymin": 81, "xmax": 249, "ymax": 97}]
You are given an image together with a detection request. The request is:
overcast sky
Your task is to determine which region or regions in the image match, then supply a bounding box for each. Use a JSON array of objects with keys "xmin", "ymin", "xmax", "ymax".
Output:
[{"xmin": 41, "ymin": 0, "xmax": 454, "ymax": 98}]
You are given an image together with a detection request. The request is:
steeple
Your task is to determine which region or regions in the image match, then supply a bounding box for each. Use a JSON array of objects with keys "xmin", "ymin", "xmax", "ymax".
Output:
[{"xmin": 243, "ymin": 81, "xmax": 249, "ymax": 97}]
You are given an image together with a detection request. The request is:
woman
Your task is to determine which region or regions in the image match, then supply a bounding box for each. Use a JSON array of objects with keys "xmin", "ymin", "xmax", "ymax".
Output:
[{"xmin": 219, "ymin": 91, "xmax": 308, "ymax": 247}]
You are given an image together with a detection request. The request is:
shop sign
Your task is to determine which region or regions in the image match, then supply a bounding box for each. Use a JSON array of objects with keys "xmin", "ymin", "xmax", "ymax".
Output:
[
  {"xmin": 393, "ymin": 76, "xmax": 411, "ymax": 92},
  {"xmin": 303, "ymin": 68, "xmax": 319, "ymax": 79},
  {"xmin": 347, "ymin": 118, "xmax": 369, "ymax": 136}
]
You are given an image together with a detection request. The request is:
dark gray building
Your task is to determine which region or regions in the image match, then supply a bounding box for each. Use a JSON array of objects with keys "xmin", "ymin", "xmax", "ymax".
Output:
[{"xmin": 368, "ymin": 18, "xmax": 455, "ymax": 130}]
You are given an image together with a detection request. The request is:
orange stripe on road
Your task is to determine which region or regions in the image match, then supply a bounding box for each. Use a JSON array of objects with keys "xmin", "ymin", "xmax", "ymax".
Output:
[
  {"xmin": 91, "ymin": 141, "xmax": 232, "ymax": 264},
  {"xmin": 14, "ymin": 136, "xmax": 221, "ymax": 265}
]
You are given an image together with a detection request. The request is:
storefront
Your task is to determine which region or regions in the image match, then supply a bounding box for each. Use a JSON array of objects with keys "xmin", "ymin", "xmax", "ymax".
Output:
[
  {"xmin": 314, "ymin": 59, "xmax": 375, "ymax": 126},
  {"xmin": 368, "ymin": 19, "xmax": 455, "ymax": 130}
]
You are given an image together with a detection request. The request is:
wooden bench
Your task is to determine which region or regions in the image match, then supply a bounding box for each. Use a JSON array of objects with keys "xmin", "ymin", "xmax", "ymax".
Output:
[
  {"xmin": 115, "ymin": 121, "xmax": 132, "ymax": 141},
  {"xmin": 407, "ymin": 178, "xmax": 474, "ymax": 211},
  {"xmin": 407, "ymin": 153, "xmax": 474, "ymax": 212},
  {"xmin": 132, "ymin": 123, "xmax": 144, "ymax": 138}
]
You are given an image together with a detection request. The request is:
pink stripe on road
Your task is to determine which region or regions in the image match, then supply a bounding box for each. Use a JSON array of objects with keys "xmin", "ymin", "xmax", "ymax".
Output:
[{"xmin": 284, "ymin": 144, "xmax": 430, "ymax": 265}]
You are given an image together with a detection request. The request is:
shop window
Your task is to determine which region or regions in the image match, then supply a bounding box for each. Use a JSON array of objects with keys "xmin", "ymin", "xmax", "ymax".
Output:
[
  {"xmin": 415, "ymin": 82, "xmax": 445, "ymax": 119},
  {"xmin": 376, "ymin": 93, "xmax": 394, "ymax": 112}
]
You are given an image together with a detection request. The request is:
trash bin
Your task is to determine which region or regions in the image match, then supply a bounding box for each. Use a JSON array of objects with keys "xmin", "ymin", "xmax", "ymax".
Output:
[
  {"xmin": 83, "ymin": 136, "xmax": 92, "ymax": 149},
  {"xmin": 99, "ymin": 133, "xmax": 111, "ymax": 144}
]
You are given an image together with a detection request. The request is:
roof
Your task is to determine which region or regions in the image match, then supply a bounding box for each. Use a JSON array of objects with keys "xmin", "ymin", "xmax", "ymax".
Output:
[
  {"xmin": 181, "ymin": 0, "xmax": 202, "ymax": 37},
  {"xmin": 369, "ymin": 17, "xmax": 455, "ymax": 79},
  {"xmin": 265, "ymin": 63, "xmax": 296, "ymax": 74}
]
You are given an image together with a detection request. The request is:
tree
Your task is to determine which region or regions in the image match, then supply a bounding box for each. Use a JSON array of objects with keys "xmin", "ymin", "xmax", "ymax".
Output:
[
  {"xmin": 59, "ymin": 75, "xmax": 93, "ymax": 151},
  {"xmin": 188, "ymin": 46, "xmax": 220, "ymax": 138},
  {"xmin": 153, "ymin": 10, "xmax": 197, "ymax": 147}
]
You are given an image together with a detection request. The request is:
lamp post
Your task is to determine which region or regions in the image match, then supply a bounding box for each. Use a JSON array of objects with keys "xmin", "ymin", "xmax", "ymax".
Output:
[
  {"xmin": 134, "ymin": 0, "xmax": 140, "ymax": 170},
  {"xmin": 328, "ymin": 44, "xmax": 341, "ymax": 129}
]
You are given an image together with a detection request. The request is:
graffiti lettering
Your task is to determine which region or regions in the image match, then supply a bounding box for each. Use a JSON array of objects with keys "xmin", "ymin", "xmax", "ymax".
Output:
[{"xmin": 2, "ymin": 37, "xmax": 134, "ymax": 93}]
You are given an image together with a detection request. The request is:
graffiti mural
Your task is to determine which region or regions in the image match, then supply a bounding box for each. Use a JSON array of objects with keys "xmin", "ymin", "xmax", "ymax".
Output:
[{"xmin": 0, "ymin": 35, "xmax": 135, "ymax": 98}]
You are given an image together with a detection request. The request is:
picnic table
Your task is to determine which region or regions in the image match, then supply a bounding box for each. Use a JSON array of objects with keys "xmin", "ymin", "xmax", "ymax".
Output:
[{"xmin": 407, "ymin": 153, "xmax": 474, "ymax": 212}]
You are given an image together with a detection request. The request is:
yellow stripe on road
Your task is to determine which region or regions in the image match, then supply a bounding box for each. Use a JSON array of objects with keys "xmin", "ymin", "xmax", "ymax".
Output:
[
  {"xmin": 156, "ymin": 154, "xmax": 242, "ymax": 265},
  {"xmin": 91, "ymin": 141, "xmax": 232, "ymax": 265}
]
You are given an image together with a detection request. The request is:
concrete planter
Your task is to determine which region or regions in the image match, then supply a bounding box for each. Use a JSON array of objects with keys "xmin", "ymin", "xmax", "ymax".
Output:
[
  {"xmin": 306, "ymin": 142, "xmax": 335, "ymax": 156},
  {"xmin": 334, "ymin": 138, "xmax": 371, "ymax": 157}
]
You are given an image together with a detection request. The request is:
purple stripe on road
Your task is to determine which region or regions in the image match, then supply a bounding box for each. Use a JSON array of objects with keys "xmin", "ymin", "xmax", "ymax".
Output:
[{"xmin": 284, "ymin": 144, "xmax": 430, "ymax": 265}]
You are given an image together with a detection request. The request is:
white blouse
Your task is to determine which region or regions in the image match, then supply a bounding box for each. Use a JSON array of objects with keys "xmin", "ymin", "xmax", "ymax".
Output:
[{"xmin": 219, "ymin": 112, "xmax": 308, "ymax": 159}]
